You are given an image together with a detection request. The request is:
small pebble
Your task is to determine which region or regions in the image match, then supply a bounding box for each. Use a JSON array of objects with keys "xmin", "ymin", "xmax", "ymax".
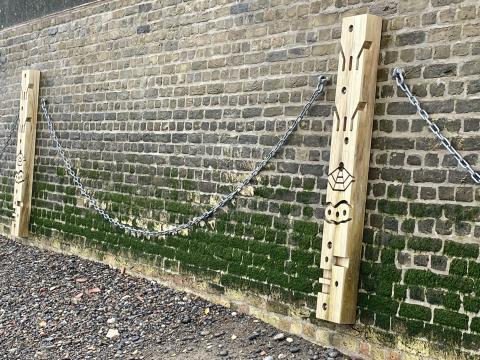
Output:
[{"xmin": 273, "ymin": 333, "xmax": 285, "ymax": 341}]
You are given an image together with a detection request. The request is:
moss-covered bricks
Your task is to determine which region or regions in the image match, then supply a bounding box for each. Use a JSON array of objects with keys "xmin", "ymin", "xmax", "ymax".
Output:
[{"xmin": 1, "ymin": 0, "xmax": 480, "ymax": 359}]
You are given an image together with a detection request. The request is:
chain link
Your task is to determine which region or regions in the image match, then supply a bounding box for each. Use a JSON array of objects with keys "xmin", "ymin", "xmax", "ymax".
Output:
[
  {"xmin": 41, "ymin": 75, "xmax": 328, "ymax": 237},
  {"xmin": 392, "ymin": 68, "xmax": 480, "ymax": 184},
  {"xmin": 0, "ymin": 115, "xmax": 18, "ymax": 161}
]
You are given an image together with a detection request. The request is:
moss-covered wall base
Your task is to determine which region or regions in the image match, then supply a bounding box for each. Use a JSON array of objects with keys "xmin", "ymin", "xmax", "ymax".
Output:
[{"xmin": 10, "ymin": 233, "xmax": 477, "ymax": 360}]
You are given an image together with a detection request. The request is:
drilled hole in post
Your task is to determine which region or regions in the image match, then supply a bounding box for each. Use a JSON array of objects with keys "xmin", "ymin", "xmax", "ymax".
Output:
[
  {"xmin": 327, "ymin": 210, "xmax": 331, "ymax": 215},
  {"xmin": 325, "ymin": 256, "xmax": 329, "ymax": 262},
  {"xmin": 344, "ymin": 137, "xmax": 349, "ymax": 144},
  {"xmin": 335, "ymin": 281, "xmax": 339, "ymax": 287},
  {"xmin": 341, "ymin": 87, "xmax": 347, "ymax": 94},
  {"xmin": 327, "ymin": 241, "xmax": 332, "ymax": 249},
  {"xmin": 343, "ymin": 210, "xmax": 347, "ymax": 216},
  {"xmin": 336, "ymin": 212, "xmax": 339, "ymax": 217},
  {"xmin": 322, "ymin": 303, "xmax": 327, "ymax": 310},
  {"xmin": 349, "ymin": 25, "xmax": 353, "ymax": 32}
]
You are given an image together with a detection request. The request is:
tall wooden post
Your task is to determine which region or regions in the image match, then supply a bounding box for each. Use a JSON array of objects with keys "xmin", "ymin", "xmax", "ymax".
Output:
[
  {"xmin": 11, "ymin": 69, "xmax": 41, "ymax": 238},
  {"xmin": 316, "ymin": 14, "xmax": 382, "ymax": 324}
]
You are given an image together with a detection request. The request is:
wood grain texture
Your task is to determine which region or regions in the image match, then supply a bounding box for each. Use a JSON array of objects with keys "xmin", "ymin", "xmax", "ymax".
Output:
[
  {"xmin": 11, "ymin": 69, "xmax": 40, "ymax": 238},
  {"xmin": 316, "ymin": 14, "xmax": 382, "ymax": 324}
]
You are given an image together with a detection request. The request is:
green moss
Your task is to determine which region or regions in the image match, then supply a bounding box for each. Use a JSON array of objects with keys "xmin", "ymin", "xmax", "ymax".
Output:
[
  {"xmin": 378, "ymin": 232, "xmax": 405, "ymax": 250},
  {"xmin": 364, "ymin": 245, "xmax": 379, "ymax": 261},
  {"xmin": 293, "ymin": 220, "xmax": 318, "ymax": 236},
  {"xmin": 463, "ymin": 333, "xmax": 480, "ymax": 350},
  {"xmin": 394, "ymin": 284, "xmax": 407, "ymax": 300},
  {"xmin": 438, "ymin": 274, "xmax": 475, "ymax": 293},
  {"xmin": 406, "ymin": 319, "xmax": 425, "ymax": 337},
  {"xmin": 279, "ymin": 176, "xmax": 291, "ymax": 188},
  {"xmin": 404, "ymin": 269, "xmax": 436, "ymax": 287},
  {"xmin": 387, "ymin": 185, "xmax": 402, "ymax": 199},
  {"xmin": 296, "ymin": 191, "xmax": 318, "ymax": 204},
  {"xmin": 182, "ymin": 180, "xmax": 196, "ymax": 191},
  {"xmin": 375, "ymin": 313, "xmax": 390, "ymax": 330},
  {"xmin": 302, "ymin": 206, "xmax": 313, "ymax": 218},
  {"xmin": 377, "ymin": 199, "xmax": 408, "ymax": 215},
  {"xmin": 444, "ymin": 241, "xmax": 479, "ymax": 259},
  {"xmin": 409, "ymin": 286, "xmax": 424, "ymax": 301},
  {"xmin": 443, "ymin": 293, "xmax": 461, "ymax": 311},
  {"xmin": 470, "ymin": 317, "xmax": 480, "ymax": 333},
  {"xmin": 274, "ymin": 188, "xmax": 295, "ymax": 201},
  {"xmin": 291, "ymin": 250, "xmax": 315, "ymax": 266},
  {"xmin": 469, "ymin": 261, "xmax": 480, "ymax": 278},
  {"xmin": 303, "ymin": 178, "xmax": 315, "ymax": 191},
  {"xmin": 251, "ymin": 213, "xmax": 273, "ymax": 227},
  {"xmin": 449, "ymin": 259, "xmax": 468, "ymax": 276},
  {"xmin": 426, "ymin": 289, "xmax": 444, "ymax": 305},
  {"xmin": 381, "ymin": 248, "xmax": 395, "ymax": 264},
  {"xmin": 464, "ymin": 296, "xmax": 480, "ymax": 313},
  {"xmin": 424, "ymin": 324, "xmax": 462, "ymax": 346},
  {"xmin": 410, "ymin": 203, "xmax": 443, "ymax": 218},
  {"xmin": 399, "ymin": 303, "xmax": 431, "ymax": 321},
  {"xmin": 444, "ymin": 204, "xmax": 480, "ymax": 223},
  {"xmin": 434, "ymin": 309, "xmax": 468, "ymax": 330},
  {"xmin": 365, "ymin": 295, "xmax": 399, "ymax": 315},
  {"xmin": 408, "ymin": 236, "xmax": 442, "ymax": 252},
  {"xmin": 255, "ymin": 187, "xmax": 275, "ymax": 199},
  {"xmin": 264, "ymin": 229, "xmax": 276, "ymax": 243},
  {"xmin": 401, "ymin": 219, "xmax": 415, "ymax": 233},
  {"xmin": 279, "ymin": 204, "xmax": 291, "ymax": 216}
]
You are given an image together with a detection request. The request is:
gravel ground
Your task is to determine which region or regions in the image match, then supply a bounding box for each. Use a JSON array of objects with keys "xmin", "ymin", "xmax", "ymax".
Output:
[{"xmin": 0, "ymin": 236, "xmax": 350, "ymax": 360}]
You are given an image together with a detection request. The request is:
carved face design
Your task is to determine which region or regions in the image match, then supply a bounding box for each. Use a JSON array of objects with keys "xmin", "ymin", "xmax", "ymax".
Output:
[
  {"xmin": 16, "ymin": 151, "xmax": 25, "ymax": 167},
  {"xmin": 325, "ymin": 200, "xmax": 351, "ymax": 224},
  {"xmin": 328, "ymin": 162, "xmax": 355, "ymax": 192},
  {"xmin": 15, "ymin": 170, "xmax": 25, "ymax": 184}
]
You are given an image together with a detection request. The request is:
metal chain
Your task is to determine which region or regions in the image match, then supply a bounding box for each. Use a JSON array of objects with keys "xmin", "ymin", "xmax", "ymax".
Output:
[
  {"xmin": 41, "ymin": 75, "xmax": 328, "ymax": 237},
  {"xmin": 392, "ymin": 68, "xmax": 480, "ymax": 184},
  {"xmin": 0, "ymin": 115, "xmax": 18, "ymax": 161}
]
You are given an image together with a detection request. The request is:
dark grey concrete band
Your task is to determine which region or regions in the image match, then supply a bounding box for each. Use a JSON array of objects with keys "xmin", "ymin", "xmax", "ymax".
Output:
[{"xmin": 0, "ymin": 0, "xmax": 96, "ymax": 30}]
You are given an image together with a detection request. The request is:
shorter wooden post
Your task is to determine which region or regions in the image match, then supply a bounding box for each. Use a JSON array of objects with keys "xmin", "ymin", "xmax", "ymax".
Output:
[{"xmin": 11, "ymin": 69, "xmax": 40, "ymax": 238}]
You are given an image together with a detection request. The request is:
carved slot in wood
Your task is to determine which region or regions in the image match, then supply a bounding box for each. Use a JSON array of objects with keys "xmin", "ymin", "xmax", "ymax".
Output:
[
  {"xmin": 340, "ymin": 49, "xmax": 346, "ymax": 72},
  {"xmin": 334, "ymin": 108, "xmax": 340, "ymax": 131},
  {"xmin": 350, "ymin": 102, "xmax": 367, "ymax": 131},
  {"xmin": 356, "ymin": 41, "xmax": 372, "ymax": 70}
]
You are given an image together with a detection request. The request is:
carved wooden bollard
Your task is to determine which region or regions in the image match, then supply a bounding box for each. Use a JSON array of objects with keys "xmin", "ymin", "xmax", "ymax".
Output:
[
  {"xmin": 316, "ymin": 14, "xmax": 382, "ymax": 324},
  {"xmin": 11, "ymin": 69, "xmax": 41, "ymax": 238}
]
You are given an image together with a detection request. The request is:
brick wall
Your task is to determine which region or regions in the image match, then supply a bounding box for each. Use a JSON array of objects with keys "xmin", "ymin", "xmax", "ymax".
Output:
[{"xmin": 1, "ymin": 0, "xmax": 480, "ymax": 358}]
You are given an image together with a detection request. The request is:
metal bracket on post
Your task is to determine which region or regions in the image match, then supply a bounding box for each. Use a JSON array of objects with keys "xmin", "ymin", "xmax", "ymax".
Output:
[
  {"xmin": 316, "ymin": 14, "xmax": 382, "ymax": 324},
  {"xmin": 11, "ymin": 69, "xmax": 40, "ymax": 238}
]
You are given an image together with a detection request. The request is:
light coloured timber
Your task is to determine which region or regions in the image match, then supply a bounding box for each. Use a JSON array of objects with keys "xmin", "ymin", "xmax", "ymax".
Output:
[
  {"xmin": 316, "ymin": 14, "xmax": 382, "ymax": 324},
  {"xmin": 12, "ymin": 69, "xmax": 41, "ymax": 238}
]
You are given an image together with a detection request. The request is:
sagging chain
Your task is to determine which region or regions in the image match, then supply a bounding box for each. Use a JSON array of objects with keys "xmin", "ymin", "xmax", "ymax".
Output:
[
  {"xmin": 41, "ymin": 75, "xmax": 328, "ymax": 237},
  {"xmin": 392, "ymin": 68, "xmax": 480, "ymax": 184},
  {"xmin": 0, "ymin": 115, "xmax": 18, "ymax": 161}
]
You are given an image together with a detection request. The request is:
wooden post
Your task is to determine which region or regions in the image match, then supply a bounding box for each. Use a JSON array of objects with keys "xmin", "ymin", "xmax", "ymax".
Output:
[
  {"xmin": 316, "ymin": 14, "xmax": 382, "ymax": 324},
  {"xmin": 11, "ymin": 69, "xmax": 41, "ymax": 238}
]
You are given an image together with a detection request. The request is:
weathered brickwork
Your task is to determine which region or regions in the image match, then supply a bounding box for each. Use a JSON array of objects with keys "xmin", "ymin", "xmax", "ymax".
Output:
[{"xmin": 1, "ymin": 0, "xmax": 480, "ymax": 358}]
